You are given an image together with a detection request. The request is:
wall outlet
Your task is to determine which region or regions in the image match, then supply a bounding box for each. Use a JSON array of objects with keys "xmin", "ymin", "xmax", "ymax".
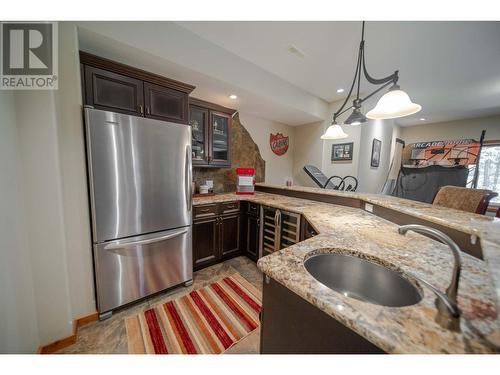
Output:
[{"xmin": 365, "ymin": 203, "xmax": 374, "ymax": 213}]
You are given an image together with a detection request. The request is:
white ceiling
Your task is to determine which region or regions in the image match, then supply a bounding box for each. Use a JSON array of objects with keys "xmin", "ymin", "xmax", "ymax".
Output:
[
  {"xmin": 178, "ymin": 21, "xmax": 500, "ymax": 126},
  {"xmin": 76, "ymin": 22, "xmax": 328, "ymax": 126},
  {"xmin": 76, "ymin": 21, "xmax": 500, "ymax": 127}
]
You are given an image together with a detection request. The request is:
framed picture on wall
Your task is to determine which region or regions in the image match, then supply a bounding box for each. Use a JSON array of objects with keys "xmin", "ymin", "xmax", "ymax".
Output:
[
  {"xmin": 331, "ymin": 142, "xmax": 353, "ymax": 161},
  {"xmin": 371, "ymin": 138, "xmax": 382, "ymax": 167}
]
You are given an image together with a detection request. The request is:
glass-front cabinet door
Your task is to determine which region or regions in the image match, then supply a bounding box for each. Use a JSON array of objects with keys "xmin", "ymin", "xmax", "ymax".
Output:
[
  {"xmin": 262, "ymin": 207, "xmax": 279, "ymax": 256},
  {"xmin": 209, "ymin": 111, "xmax": 231, "ymax": 167},
  {"xmin": 189, "ymin": 106, "xmax": 209, "ymax": 166},
  {"xmin": 279, "ymin": 211, "xmax": 301, "ymax": 249}
]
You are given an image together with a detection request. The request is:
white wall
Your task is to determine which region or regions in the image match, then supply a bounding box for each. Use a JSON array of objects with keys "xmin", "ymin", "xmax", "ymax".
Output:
[
  {"xmin": 14, "ymin": 90, "xmax": 74, "ymax": 345},
  {"xmin": 291, "ymin": 98, "xmax": 399, "ymax": 193},
  {"xmin": 0, "ymin": 92, "xmax": 40, "ymax": 353},
  {"xmin": 239, "ymin": 112, "xmax": 296, "ymax": 185},
  {"xmin": 319, "ymin": 100, "xmax": 363, "ymax": 184},
  {"xmin": 0, "ymin": 23, "xmax": 94, "ymax": 353},
  {"xmin": 321, "ymin": 124, "xmax": 362, "ymax": 186},
  {"xmin": 54, "ymin": 23, "xmax": 95, "ymax": 321},
  {"xmin": 293, "ymin": 99, "xmax": 363, "ymax": 189},
  {"xmin": 357, "ymin": 119, "xmax": 396, "ymax": 194},
  {"xmin": 292, "ymin": 121, "xmax": 325, "ymax": 187},
  {"xmin": 399, "ymin": 114, "xmax": 500, "ymax": 144}
]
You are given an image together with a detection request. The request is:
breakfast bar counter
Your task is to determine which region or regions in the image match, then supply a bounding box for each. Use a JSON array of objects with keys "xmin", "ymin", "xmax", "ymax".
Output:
[{"xmin": 193, "ymin": 185, "xmax": 500, "ymax": 353}]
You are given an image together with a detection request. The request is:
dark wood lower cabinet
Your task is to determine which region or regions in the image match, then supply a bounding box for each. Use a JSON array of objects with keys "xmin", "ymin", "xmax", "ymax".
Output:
[
  {"xmin": 192, "ymin": 201, "xmax": 262, "ymax": 270},
  {"xmin": 240, "ymin": 202, "xmax": 260, "ymax": 262},
  {"xmin": 192, "ymin": 202, "xmax": 243, "ymax": 271},
  {"xmin": 245, "ymin": 214, "xmax": 260, "ymax": 261},
  {"xmin": 260, "ymin": 277, "xmax": 384, "ymax": 354},
  {"xmin": 192, "ymin": 216, "xmax": 218, "ymax": 270},
  {"xmin": 300, "ymin": 217, "xmax": 317, "ymax": 241},
  {"xmin": 220, "ymin": 214, "xmax": 240, "ymax": 259}
]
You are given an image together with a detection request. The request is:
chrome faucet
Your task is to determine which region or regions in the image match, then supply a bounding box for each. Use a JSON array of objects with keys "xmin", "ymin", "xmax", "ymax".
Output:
[{"xmin": 398, "ymin": 224, "xmax": 462, "ymax": 331}]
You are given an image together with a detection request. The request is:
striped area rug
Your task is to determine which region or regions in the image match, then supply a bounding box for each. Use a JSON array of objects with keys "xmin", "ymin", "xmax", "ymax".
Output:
[{"xmin": 125, "ymin": 273, "xmax": 262, "ymax": 354}]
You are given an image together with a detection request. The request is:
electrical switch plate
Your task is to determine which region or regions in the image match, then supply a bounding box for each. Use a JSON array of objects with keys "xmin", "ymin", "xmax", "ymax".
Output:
[{"xmin": 365, "ymin": 203, "xmax": 374, "ymax": 213}]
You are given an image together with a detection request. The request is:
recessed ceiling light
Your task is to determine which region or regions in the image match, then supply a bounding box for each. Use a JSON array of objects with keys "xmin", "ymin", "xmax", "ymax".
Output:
[
  {"xmin": 337, "ymin": 88, "xmax": 345, "ymax": 93},
  {"xmin": 420, "ymin": 118, "xmax": 426, "ymax": 121},
  {"xmin": 229, "ymin": 94, "xmax": 237, "ymax": 100},
  {"xmin": 287, "ymin": 45, "xmax": 306, "ymax": 58}
]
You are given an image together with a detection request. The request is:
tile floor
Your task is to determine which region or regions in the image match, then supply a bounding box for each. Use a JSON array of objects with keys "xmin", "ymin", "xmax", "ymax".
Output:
[{"xmin": 57, "ymin": 256, "xmax": 262, "ymax": 354}]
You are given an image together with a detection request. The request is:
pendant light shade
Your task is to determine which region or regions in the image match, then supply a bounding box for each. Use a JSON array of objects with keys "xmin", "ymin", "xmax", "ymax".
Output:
[
  {"xmin": 366, "ymin": 89, "xmax": 421, "ymax": 120},
  {"xmin": 344, "ymin": 107, "xmax": 368, "ymax": 125},
  {"xmin": 320, "ymin": 123, "xmax": 348, "ymax": 140},
  {"xmin": 326, "ymin": 22, "xmax": 422, "ymax": 140}
]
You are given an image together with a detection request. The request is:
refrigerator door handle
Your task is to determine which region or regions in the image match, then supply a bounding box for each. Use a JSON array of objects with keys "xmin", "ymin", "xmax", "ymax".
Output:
[
  {"xmin": 104, "ymin": 228, "xmax": 188, "ymax": 250},
  {"xmin": 185, "ymin": 144, "xmax": 193, "ymax": 211}
]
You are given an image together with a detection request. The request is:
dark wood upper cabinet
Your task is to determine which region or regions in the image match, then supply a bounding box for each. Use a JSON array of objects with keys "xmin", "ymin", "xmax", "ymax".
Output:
[
  {"xmin": 189, "ymin": 105, "xmax": 209, "ymax": 166},
  {"xmin": 80, "ymin": 52, "xmax": 195, "ymax": 124},
  {"xmin": 209, "ymin": 111, "xmax": 231, "ymax": 167},
  {"xmin": 84, "ymin": 65, "xmax": 144, "ymax": 116},
  {"xmin": 189, "ymin": 98, "xmax": 236, "ymax": 168},
  {"xmin": 144, "ymin": 82, "xmax": 188, "ymax": 124}
]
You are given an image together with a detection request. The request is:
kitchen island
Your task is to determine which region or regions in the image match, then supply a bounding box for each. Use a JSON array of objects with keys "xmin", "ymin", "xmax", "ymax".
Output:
[{"xmin": 193, "ymin": 184, "xmax": 500, "ymax": 353}]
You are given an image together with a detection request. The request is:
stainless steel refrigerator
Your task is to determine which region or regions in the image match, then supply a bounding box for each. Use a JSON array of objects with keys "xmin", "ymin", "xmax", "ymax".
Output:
[{"xmin": 84, "ymin": 107, "xmax": 193, "ymax": 319}]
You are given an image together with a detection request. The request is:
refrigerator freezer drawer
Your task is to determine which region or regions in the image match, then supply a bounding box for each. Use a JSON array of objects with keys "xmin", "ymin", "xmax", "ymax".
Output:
[{"xmin": 94, "ymin": 226, "xmax": 192, "ymax": 313}]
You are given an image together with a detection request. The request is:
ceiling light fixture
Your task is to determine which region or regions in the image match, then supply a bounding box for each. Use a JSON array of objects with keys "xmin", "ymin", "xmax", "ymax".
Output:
[
  {"xmin": 336, "ymin": 88, "xmax": 345, "ymax": 93},
  {"xmin": 322, "ymin": 21, "xmax": 421, "ymax": 139},
  {"xmin": 229, "ymin": 94, "xmax": 238, "ymax": 100},
  {"xmin": 420, "ymin": 118, "xmax": 426, "ymax": 121},
  {"xmin": 288, "ymin": 45, "xmax": 306, "ymax": 58},
  {"xmin": 320, "ymin": 121, "xmax": 348, "ymax": 140}
]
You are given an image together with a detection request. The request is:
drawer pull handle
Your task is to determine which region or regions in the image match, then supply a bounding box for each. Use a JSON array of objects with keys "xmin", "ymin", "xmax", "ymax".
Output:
[{"xmin": 199, "ymin": 208, "xmax": 211, "ymax": 213}]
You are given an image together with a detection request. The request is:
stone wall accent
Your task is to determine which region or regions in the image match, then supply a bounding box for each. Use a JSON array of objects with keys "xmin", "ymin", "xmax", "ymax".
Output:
[{"xmin": 193, "ymin": 113, "xmax": 265, "ymax": 193}]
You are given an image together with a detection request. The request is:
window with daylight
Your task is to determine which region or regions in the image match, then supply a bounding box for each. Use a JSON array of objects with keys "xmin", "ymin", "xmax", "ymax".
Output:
[{"xmin": 474, "ymin": 143, "xmax": 500, "ymax": 203}]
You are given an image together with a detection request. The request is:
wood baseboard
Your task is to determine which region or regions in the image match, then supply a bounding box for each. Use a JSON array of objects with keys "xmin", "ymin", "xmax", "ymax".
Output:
[
  {"xmin": 75, "ymin": 312, "xmax": 99, "ymax": 329},
  {"xmin": 37, "ymin": 311, "xmax": 99, "ymax": 354}
]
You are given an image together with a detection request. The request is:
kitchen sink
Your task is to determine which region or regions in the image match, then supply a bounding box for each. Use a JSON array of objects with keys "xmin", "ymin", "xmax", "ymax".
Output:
[{"xmin": 304, "ymin": 252, "xmax": 422, "ymax": 307}]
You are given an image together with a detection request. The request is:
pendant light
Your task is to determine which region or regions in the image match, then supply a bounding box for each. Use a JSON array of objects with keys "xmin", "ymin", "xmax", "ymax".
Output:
[
  {"xmin": 344, "ymin": 99, "xmax": 367, "ymax": 125},
  {"xmin": 366, "ymin": 85, "xmax": 422, "ymax": 119},
  {"xmin": 324, "ymin": 21, "xmax": 421, "ymax": 136},
  {"xmin": 320, "ymin": 121, "xmax": 348, "ymax": 140}
]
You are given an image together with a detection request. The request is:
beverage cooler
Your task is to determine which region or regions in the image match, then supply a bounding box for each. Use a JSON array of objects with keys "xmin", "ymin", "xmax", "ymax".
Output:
[{"xmin": 260, "ymin": 206, "xmax": 301, "ymax": 257}]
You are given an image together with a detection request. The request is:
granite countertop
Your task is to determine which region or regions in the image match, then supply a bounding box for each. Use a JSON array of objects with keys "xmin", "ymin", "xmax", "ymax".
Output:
[{"xmin": 193, "ymin": 186, "xmax": 500, "ymax": 353}]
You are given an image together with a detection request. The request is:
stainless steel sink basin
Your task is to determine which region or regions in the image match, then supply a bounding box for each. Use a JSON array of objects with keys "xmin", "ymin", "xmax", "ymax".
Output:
[{"xmin": 304, "ymin": 253, "xmax": 422, "ymax": 307}]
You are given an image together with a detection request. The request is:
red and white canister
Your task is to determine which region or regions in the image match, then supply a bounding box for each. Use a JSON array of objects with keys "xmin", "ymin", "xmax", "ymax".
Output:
[{"xmin": 236, "ymin": 167, "xmax": 256, "ymax": 195}]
